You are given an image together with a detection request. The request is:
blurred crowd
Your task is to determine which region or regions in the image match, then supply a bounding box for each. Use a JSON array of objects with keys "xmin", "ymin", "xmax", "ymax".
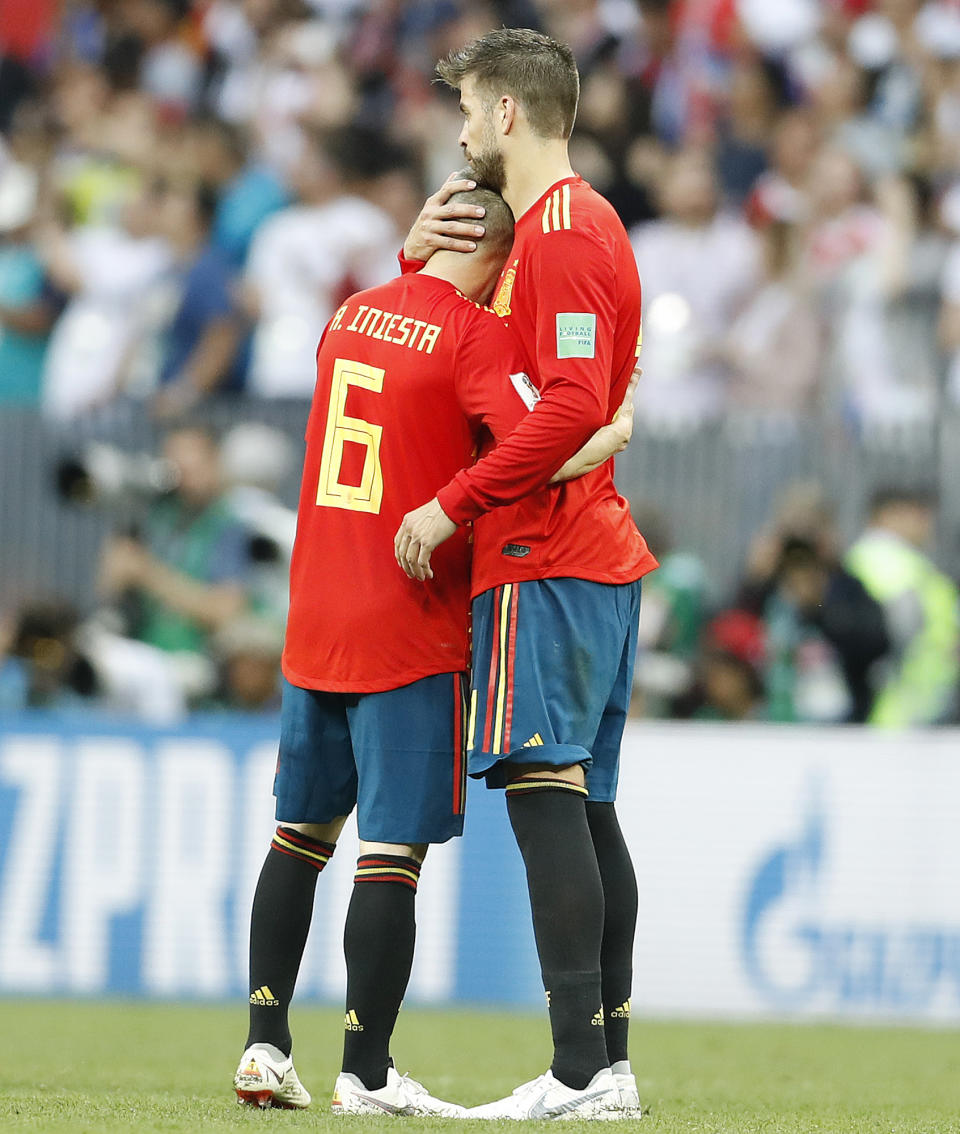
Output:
[
  {"xmin": 1, "ymin": 0, "xmax": 959, "ymax": 723},
  {"xmin": 634, "ymin": 480, "xmax": 959, "ymax": 726},
  {"xmin": 5, "ymin": 0, "xmax": 960, "ymax": 427},
  {"xmin": 0, "ymin": 420, "xmax": 298, "ymax": 719}
]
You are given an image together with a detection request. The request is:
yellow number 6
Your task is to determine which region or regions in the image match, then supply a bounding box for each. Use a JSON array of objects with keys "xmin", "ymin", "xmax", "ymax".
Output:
[{"xmin": 316, "ymin": 358, "xmax": 385, "ymax": 514}]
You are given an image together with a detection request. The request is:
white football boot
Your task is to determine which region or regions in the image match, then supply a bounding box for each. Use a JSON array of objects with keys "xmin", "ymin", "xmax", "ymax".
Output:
[
  {"xmin": 611, "ymin": 1060, "xmax": 644, "ymax": 1119},
  {"xmin": 233, "ymin": 1043, "xmax": 311, "ymax": 1109},
  {"xmin": 331, "ymin": 1065, "xmax": 466, "ymax": 1117},
  {"xmin": 466, "ymin": 1068, "xmax": 621, "ymax": 1120}
]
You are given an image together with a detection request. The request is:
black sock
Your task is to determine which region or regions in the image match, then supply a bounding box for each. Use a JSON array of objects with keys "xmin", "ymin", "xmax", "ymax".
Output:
[
  {"xmin": 246, "ymin": 827, "xmax": 335, "ymax": 1055},
  {"xmin": 341, "ymin": 854, "xmax": 421, "ymax": 1090},
  {"xmin": 506, "ymin": 777, "xmax": 607, "ymax": 1090},
  {"xmin": 587, "ymin": 802, "xmax": 638, "ymax": 1066}
]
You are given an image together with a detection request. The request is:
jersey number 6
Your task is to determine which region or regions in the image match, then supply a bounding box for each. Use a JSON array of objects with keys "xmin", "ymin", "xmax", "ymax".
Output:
[{"xmin": 316, "ymin": 357, "xmax": 384, "ymax": 514}]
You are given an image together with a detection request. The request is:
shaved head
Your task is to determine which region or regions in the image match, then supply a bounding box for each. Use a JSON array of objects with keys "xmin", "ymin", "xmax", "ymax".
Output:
[{"xmin": 448, "ymin": 167, "xmax": 514, "ymax": 258}]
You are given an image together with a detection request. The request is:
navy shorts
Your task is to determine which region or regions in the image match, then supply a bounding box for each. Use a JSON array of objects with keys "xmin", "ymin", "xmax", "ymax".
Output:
[
  {"xmin": 468, "ymin": 578, "xmax": 642, "ymax": 802},
  {"xmin": 274, "ymin": 672, "xmax": 468, "ymax": 844}
]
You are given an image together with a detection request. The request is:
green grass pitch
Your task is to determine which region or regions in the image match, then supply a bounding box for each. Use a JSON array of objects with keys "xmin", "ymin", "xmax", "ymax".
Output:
[{"xmin": 1, "ymin": 1001, "xmax": 959, "ymax": 1132}]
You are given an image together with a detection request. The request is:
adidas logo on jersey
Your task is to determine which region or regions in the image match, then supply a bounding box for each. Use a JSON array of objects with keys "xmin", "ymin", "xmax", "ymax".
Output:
[
  {"xmin": 611, "ymin": 999, "xmax": 631, "ymax": 1018},
  {"xmin": 591, "ymin": 1010, "xmax": 605, "ymax": 1027},
  {"xmin": 249, "ymin": 985, "xmax": 279, "ymax": 1006},
  {"xmin": 344, "ymin": 1009, "xmax": 364, "ymax": 1032}
]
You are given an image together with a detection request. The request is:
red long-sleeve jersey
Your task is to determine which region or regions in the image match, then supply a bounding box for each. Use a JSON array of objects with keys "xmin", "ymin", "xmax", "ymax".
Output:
[
  {"xmin": 282, "ymin": 273, "xmax": 530, "ymax": 692},
  {"xmin": 433, "ymin": 176, "xmax": 658, "ymax": 596}
]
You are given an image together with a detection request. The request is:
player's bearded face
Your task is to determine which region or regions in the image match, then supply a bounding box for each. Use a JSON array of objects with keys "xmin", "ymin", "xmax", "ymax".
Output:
[{"xmin": 464, "ymin": 112, "xmax": 506, "ymax": 192}]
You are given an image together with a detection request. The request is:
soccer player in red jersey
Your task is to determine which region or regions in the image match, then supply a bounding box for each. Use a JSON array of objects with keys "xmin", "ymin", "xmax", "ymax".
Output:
[
  {"xmin": 395, "ymin": 29, "xmax": 657, "ymax": 1120},
  {"xmin": 233, "ymin": 181, "xmax": 634, "ymax": 1116}
]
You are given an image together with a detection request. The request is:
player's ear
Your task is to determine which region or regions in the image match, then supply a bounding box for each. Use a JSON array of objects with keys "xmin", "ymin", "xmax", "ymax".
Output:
[{"xmin": 499, "ymin": 95, "xmax": 516, "ymax": 135}]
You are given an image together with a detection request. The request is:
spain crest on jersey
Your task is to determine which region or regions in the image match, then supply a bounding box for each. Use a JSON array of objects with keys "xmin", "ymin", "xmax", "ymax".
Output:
[{"xmin": 492, "ymin": 261, "xmax": 518, "ymax": 317}]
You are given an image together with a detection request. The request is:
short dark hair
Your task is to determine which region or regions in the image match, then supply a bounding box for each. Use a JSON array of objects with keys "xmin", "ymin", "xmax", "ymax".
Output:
[
  {"xmin": 449, "ymin": 167, "xmax": 514, "ymax": 255},
  {"xmin": 869, "ymin": 486, "xmax": 938, "ymax": 515},
  {"xmin": 776, "ymin": 536, "xmax": 822, "ymax": 576},
  {"xmin": 437, "ymin": 28, "xmax": 579, "ymax": 140}
]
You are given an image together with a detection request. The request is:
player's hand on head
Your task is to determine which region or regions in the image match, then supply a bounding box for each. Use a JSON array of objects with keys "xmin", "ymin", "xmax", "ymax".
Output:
[
  {"xmin": 402, "ymin": 173, "xmax": 487, "ymax": 262},
  {"xmin": 394, "ymin": 497, "xmax": 458, "ymax": 581}
]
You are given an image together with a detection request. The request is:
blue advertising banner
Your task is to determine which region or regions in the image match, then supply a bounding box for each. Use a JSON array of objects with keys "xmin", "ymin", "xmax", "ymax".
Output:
[
  {"xmin": 4, "ymin": 715, "xmax": 960, "ymax": 1021},
  {"xmin": 0, "ymin": 713, "xmax": 540, "ymax": 1005}
]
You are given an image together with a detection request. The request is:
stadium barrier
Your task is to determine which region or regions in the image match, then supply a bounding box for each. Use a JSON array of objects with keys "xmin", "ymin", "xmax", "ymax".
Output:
[
  {"xmin": 2, "ymin": 714, "xmax": 959, "ymax": 1022},
  {"xmin": 2, "ymin": 404, "xmax": 957, "ymax": 612}
]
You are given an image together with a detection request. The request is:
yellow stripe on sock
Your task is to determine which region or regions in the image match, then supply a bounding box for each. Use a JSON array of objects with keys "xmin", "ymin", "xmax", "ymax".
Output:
[
  {"xmin": 273, "ymin": 833, "xmax": 330, "ymax": 864},
  {"xmin": 355, "ymin": 867, "xmax": 421, "ymax": 883},
  {"xmin": 506, "ymin": 779, "xmax": 588, "ymax": 796}
]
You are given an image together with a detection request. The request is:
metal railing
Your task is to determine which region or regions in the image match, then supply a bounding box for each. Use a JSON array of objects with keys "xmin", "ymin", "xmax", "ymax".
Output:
[{"xmin": 1, "ymin": 401, "xmax": 957, "ymax": 612}]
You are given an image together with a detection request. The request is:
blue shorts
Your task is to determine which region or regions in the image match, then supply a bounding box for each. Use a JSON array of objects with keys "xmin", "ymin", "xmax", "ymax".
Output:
[
  {"xmin": 274, "ymin": 672, "xmax": 467, "ymax": 844},
  {"xmin": 467, "ymin": 578, "xmax": 642, "ymax": 802}
]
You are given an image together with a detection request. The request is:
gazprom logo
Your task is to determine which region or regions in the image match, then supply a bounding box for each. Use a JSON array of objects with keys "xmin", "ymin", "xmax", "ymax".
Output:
[
  {"xmin": 741, "ymin": 784, "xmax": 960, "ymax": 1013},
  {"xmin": 741, "ymin": 791, "xmax": 824, "ymax": 1007}
]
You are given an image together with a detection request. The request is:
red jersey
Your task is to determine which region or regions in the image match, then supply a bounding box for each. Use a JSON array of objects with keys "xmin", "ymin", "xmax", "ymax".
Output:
[
  {"xmin": 282, "ymin": 273, "xmax": 530, "ymax": 692},
  {"xmin": 434, "ymin": 176, "xmax": 659, "ymax": 596}
]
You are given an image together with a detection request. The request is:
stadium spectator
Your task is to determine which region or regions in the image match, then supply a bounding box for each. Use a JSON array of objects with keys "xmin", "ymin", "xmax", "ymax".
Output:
[
  {"xmin": 631, "ymin": 506, "xmax": 710, "ymax": 718},
  {"xmin": 800, "ymin": 149, "xmax": 932, "ymax": 428},
  {"xmin": 0, "ymin": 161, "xmax": 63, "ymax": 407},
  {"xmin": 48, "ymin": 63, "xmax": 148, "ymax": 229},
  {"xmin": 722, "ymin": 220, "xmax": 822, "ymax": 416},
  {"xmin": 845, "ymin": 488, "xmax": 960, "ymax": 727},
  {"xmin": 39, "ymin": 181, "xmax": 173, "ymax": 420},
  {"xmin": 108, "ymin": 0, "xmax": 202, "ymax": 120},
  {"xmin": 763, "ymin": 536, "xmax": 890, "ymax": 724},
  {"xmin": 213, "ymin": 14, "xmax": 358, "ymax": 173},
  {"xmin": 745, "ymin": 108, "xmax": 819, "ymax": 227},
  {"xmin": 736, "ymin": 481, "xmax": 842, "ymax": 617},
  {"xmin": 673, "ymin": 610, "xmax": 768, "ymax": 722},
  {"xmin": 0, "ymin": 596, "xmax": 186, "ymax": 720},
  {"xmin": 0, "ymin": 600, "xmax": 101, "ymax": 712},
  {"xmin": 714, "ymin": 60, "xmax": 777, "ymax": 205},
  {"xmin": 96, "ymin": 424, "xmax": 253, "ymax": 676},
  {"xmin": 243, "ymin": 127, "xmax": 398, "ymax": 398},
  {"xmin": 151, "ymin": 179, "xmax": 248, "ymax": 419},
  {"xmin": 629, "ymin": 147, "xmax": 760, "ymax": 428},
  {"xmin": 210, "ymin": 615, "xmax": 284, "ymax": 711},
  {"xmin": 219, "ymin": 420, "xmax": 298, "ymax": 626},
  {"xmin": 186, "ymin": 116, "xmax": 289, "ymax": 268}
]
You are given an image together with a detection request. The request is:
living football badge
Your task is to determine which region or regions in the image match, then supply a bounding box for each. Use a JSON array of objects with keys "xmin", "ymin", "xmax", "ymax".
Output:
[{"xmin": 556, "ymin": 313, "xmax": 597, "ymax": 359}]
